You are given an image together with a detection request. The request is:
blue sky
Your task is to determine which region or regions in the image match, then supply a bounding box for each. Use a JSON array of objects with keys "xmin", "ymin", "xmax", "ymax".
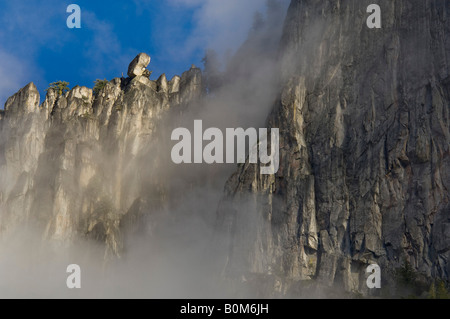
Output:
[{"xmin": 0, "ymin": 0, "xmax": 275, "ymax": 107}]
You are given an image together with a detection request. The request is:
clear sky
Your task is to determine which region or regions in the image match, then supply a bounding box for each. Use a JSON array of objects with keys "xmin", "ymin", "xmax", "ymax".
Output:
[{"xmin": 0, "ymin": 0, "xmax": 276, "ymax": 107}]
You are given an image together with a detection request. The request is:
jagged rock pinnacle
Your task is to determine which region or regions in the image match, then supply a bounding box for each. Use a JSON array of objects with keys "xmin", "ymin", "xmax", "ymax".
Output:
[
  {"xmin": 4, "ymin": 82, "xmax": 40, "ymax": 116},
  {"xmin": 127, "ymin": 53, "xmax": 151, "ymax": 78}
]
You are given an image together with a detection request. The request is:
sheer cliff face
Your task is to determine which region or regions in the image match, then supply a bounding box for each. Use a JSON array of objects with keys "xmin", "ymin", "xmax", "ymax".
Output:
[
  {"xmin": 218, "ymin": 0, "xmax": 450, "ymax": 294},
  {"xmin": 0, "ymin": 70, "xmax": 202, "ymax": 257},
  {"xmin": 0, "ymin": 0, "xmax": 449, "ymax": 298}
]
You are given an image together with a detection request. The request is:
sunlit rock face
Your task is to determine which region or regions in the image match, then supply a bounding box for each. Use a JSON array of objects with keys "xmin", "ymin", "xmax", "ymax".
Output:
[
  {"xmin": 0, "ymin": 0, "xmax": 449, "ymax": 298},
  {"xmin": 217, "ymin": 0, "xmax": 450, "ymax": 296},
  {"xmin": 127, "ymin": 53, "xmax": 151, "ymax": 78},
  {"xmin": 0, "ymin": 58, "xmax": 202, "ymax": 258}
]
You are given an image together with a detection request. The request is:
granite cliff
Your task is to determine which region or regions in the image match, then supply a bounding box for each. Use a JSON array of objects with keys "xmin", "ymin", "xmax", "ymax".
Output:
[
  {"xmin": 217, "ymin": 0, "xmax": 450, "ymax": 296},
  {"xmin": 0, "ymin": 0, "xmax": 449, "ymax": 297},
  {"xmin": 0, "ymin": 57, "xmax": 202, "ymax": 257}
]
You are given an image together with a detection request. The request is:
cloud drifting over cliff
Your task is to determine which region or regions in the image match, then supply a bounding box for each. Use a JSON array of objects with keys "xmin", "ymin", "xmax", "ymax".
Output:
[{"xmin": 169, "ymin": 0, "xmax": 276, "ymax": 55}]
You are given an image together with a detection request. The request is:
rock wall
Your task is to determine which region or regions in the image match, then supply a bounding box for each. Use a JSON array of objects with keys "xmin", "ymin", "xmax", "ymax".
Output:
[
  {"xmin": 0, "ymin": 65, "xmax": 203, "ymax": 258},
  {"xmin": 217, "ymin": 0, "xmax": 450, "ymax": 295},
  {"xmin": 0, "ymin": 0, "xmax": 449, "ymax": 297}
]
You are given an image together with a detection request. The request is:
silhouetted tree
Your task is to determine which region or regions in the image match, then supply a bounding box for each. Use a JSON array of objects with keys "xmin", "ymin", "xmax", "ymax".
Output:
[
  {"xmin": 395, "ymin": 259, "xmax": 417, "ymax": 287},
  {"xmin": 436, "ymin": 280, "xmax": 450, "ymax": 299},
  {"xmin": 428, "ymin": 282, "xmax": 437, "ymax": 299},
  {"xmin": 251, "ymin": 11, "xmax": 265, "ymax": 32},
  {"xmin": 202, "ymin": 49, "xmax": 223, "ymax": 94}
]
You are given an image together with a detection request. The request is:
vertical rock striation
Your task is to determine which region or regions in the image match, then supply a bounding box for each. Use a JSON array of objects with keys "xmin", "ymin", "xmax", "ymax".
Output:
[
  {"xmin": 0, "ymin": 58, "xmax": 202, "ymax": 258},
  {"xmin": 217, "ymin": 0, "xmax": 450, "ymax": 295},
  {"xmin": 0, "ymin": 0, "xmax": 449, "ymax": 297}
]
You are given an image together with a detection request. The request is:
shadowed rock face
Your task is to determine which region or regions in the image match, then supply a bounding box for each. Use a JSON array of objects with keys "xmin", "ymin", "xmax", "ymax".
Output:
[{"xmin": 217, "ymin": 0, "xmax": 450, "ymax": 295}]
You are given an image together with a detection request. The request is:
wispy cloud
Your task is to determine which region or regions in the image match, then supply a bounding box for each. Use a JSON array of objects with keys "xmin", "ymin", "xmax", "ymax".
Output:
[
  {"xmin": 135, "ymin": 0, "xmax": 288, "ymax": 62},
  {"xmin": 81, "ymin": 11, "xmax": 136, "ymax": 78},
  {"xmin": 0, "ymin": 0, "xmax": 62, "ymax": 106},
  {"xmin": 0, "ymin": 50, "xmax": 36, "ymax": 107},
  {"xmin": 171, "ymin": 0, "xmax": 269, "ymax": 55},
  {"xmin": 0, "ymin": 1, "xmax": 134, "ymax": 106},
  {"xmin": 0, "ymin": 0, "xmax": 64, "ymax": 52}
]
